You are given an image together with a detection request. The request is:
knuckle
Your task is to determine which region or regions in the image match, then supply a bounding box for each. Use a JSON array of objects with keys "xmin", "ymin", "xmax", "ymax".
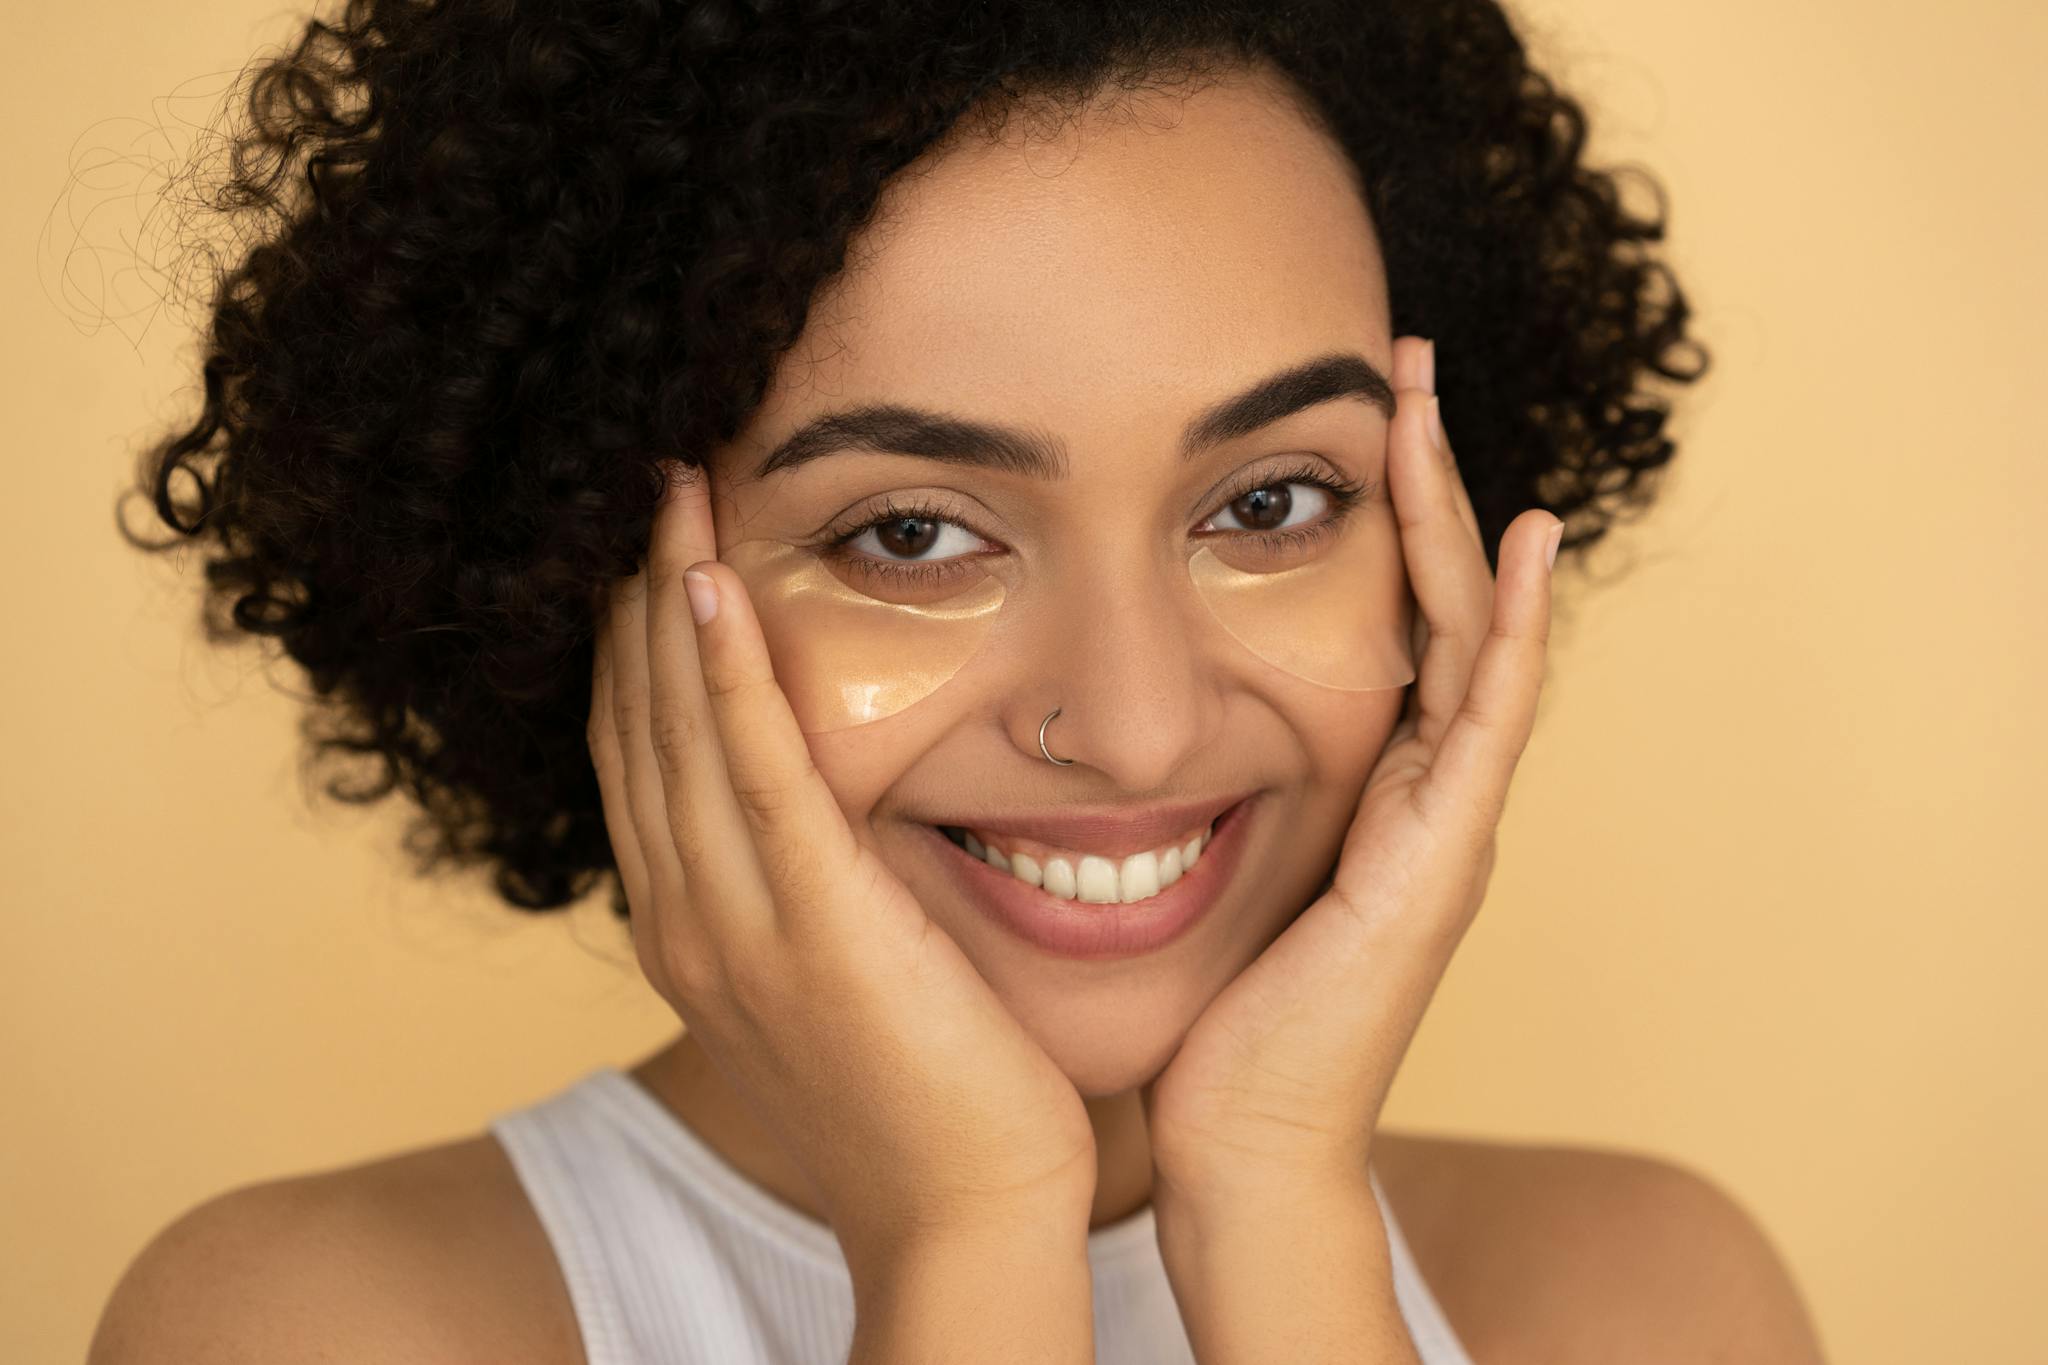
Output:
[
  {"xmin": 586, "ymin": 707, "xmax": 617, "ymax": 760},
  {"xmin": 1420, "ymin": 612, "xmax": 1465, "ymax": 652},
  {"xmin": 659, "ymin": 938, "xmax": 724, "ymax": 1008},
  {"xmin": 668, "ymin": 933, "xmax": 779, "ymax": 1030},
  {"xmin": 715, "ymin": 951, "xmax": 782, "ymax": 1026},
  {"xmin": 757, "ymin": 838, "xmax": 825, "ymax": 905},
  {"xmin": 699, "ymin": 659, "xmax": 768, "ymax": 708},
  {"xmin": 612, "ymin": 690, "xmax": 652, "ymax": 743},
  {"xmin": 587, "ymin": 733, "xmax": 622, "ymax": 786},
  {"xmin": 1486, "ymin": 617, "xmax": 1547, "ymax": 654},
  {"xmin": 663, "ymin": 804, "xmax": 710, "ymax": 868},
  {"xmin": 649, "ymin": 711, "xmax": 700, "ymax": 770},
  {"xmin": 727, "ymin": 770, "xmax": 794, "ymax": 825},
  {"xmin": 1455, "ymin": 691, "xmax": 1505, "ymax": 734}
]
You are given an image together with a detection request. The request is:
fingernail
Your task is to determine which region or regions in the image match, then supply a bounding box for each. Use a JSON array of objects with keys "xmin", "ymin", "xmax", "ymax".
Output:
[
  {"xmin": 1421, "ymin": 338, "xmax": 1437, "ymax": 396},
  {"xmin": 1545, "ymin": 521, "xmax": 1563, "ymax": 571},
  {"xmin": 684, "ymin": 569, "xmax": 719, "ymax": 624},
  {"xmin": 1427, "ymin": 394, "xmax": 1446, "ymax": 449}
]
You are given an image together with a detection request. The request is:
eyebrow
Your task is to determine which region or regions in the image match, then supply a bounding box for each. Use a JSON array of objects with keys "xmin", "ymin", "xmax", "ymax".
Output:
[{"xmin": 745, "ymin": 350, "xmax": 1395, "ymax": 482}]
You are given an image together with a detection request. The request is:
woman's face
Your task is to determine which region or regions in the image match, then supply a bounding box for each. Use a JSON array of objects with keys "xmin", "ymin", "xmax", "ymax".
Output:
[{"xmin": 701, "ymin": 69, "xmax": 1409, "ymax": 1097}]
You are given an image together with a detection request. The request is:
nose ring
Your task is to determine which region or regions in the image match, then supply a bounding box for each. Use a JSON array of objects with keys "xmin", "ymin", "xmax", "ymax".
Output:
[{"xmin": 1039, "ymin": 707, "xmax": 1075, "ymax": 765}]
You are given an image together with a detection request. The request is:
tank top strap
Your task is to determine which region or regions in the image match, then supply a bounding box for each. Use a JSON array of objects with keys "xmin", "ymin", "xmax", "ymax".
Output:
[
  {"xmin": 1371, "ymin": 1163, "xmax": 1476, "ymax": 1364},
  {"xmin": 488, "ymin": 1075, "xmax": 644, "ymax": 1365}
]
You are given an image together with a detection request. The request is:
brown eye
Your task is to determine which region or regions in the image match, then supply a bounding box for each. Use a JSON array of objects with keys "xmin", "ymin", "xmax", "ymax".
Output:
[
  {"xmin": 1226, "ymin": 484, "xmax": 1294, "ymax": 532},
  {"xmin": 872, "ymin": 516, "xmax": 941, "ymax": 558},
  {"xmin": 1208, "ymin": 481, "xmax": 1330, "ymax": 536},
  {"xmin": 822, "ymin": 501, "xmax": 994, "ymax": 603}
]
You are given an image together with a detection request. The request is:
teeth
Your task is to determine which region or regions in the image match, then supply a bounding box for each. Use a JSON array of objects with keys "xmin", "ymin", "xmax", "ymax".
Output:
[
  {"xmin": 1113, "ymin": 851, "xmax": 1159, "ymax": 904},
  {"xmin": 944, "ymin": 818, "xmax": 1216, "ymax": 906},
  {"xmin": 1076, "ymin": 855, "xmax": 1120, "ymax": 903},
  {"xmin": 1158, "ymin": 844, "xmax": 1184, "ymax": 888}
]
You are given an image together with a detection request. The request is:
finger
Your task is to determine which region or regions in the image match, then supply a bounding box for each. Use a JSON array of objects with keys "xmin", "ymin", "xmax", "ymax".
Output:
[
  {"xmin": 1389, "ymin": 336, "xmax": 1472, "ymax": 740},
  {"xmin": 1389, "ymin": 334, "xmax": 1428, "ymax": 395},
  {"xmin": 642, "ymin": 461, "xmax": 776, "ymax": 921},
  {"xmin": 587, "ymin": 588, "xmax": 653, "ymax": 917},
  {"xmin": 1411, "ymin": 509, "xmax": 1559, "ymax": 836},
  {"xmin": 1387, "ymin": 367, "xmax": 1498, "ymax": 753},
  {"xmin": 1439, "ymin": 413, "xmax": 1485, "ymax": 555},
  {"xmin": 1387, "ymin": 337, "xmax": 1427, "ymax": 738},
  {"xmin": 1403, "ymin": 336, "xmax": 1485, "ymax": 552},
  {"xmin": 678, "ymin": 556, "xmax": 866, "ymax": 924},
  {"xmin": 609, "ymin": 560, "xmax": 696, "ymax": 970}
]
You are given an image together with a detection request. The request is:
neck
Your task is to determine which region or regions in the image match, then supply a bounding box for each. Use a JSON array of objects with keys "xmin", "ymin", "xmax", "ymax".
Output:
[{"xmin": 627, "ymin": 1029, "xmax": 1158, "ymax": 1233}]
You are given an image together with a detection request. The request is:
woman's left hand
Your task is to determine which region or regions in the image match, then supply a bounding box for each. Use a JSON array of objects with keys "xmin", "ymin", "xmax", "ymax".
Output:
[{"xmin": 1141, "ymin": 334, "xmax": 1564, "ymax": 1205}]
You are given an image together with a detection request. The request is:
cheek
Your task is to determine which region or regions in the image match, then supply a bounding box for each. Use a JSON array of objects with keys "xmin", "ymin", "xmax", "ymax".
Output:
[
  {"xmin": 1284, "ymin": 683, "xmax": 1406, "ymax": 786},
  {"xmin": 802, "ymin": 732, "xmax": 898, "ymax": 835},
  {"xmin": 801, "ymin": 704, "xmax": 960, "ymax": 839},
  {"xmin": 1253, "ymin": 683, "xmax": 1406, "ymax": 915}
]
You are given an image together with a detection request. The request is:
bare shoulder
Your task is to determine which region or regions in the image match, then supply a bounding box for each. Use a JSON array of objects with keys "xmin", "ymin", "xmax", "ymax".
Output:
[
  {"xmin": 1371, "ymin": 1128, "xmax": 1828, "ymax": 1365},
  {"xmin": 88, "ymin": 1133, "xmax": 581, "ymax": 1365}
]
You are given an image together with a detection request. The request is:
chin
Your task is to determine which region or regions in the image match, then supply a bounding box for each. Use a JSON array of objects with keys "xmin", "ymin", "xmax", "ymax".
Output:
[
  {"xmin": 1059, "ymin": 1037, "xmax": 1184, "ymax": 1100},
  {"xmin": 992, "ymin": 974, "xmax": 1206, "ymax": 1099}
]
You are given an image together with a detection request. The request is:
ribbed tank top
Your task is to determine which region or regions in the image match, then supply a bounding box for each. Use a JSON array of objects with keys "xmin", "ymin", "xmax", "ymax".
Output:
[{"xmin": 488, "ymin": 1066, "xmax": 1476, "ymax": 1365}]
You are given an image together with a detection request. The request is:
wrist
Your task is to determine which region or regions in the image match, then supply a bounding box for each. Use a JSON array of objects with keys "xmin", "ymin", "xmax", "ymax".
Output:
[
  {"xmin": 1152, "ymin": 1156, "xmax": 1375, "ymax": 1226},
  {"xmin": 1150, "ymin": 1128, "xmax": 1374, "ymax": 1212},
  {"xmin": 844, "ymin": 1208, "xmax": 1096, "ymax": 1365},
  {"xmin": 1152, "ymin": 1168, "xmax": 1388, "ymax": 1277},
  {"xmin": 1150, "ymin": 1174, "xmax": 1417, "ymax": 1365},
  {"xmin": 841, "ymin": 1196, "xmax": 1093, "ymax": 1301}
]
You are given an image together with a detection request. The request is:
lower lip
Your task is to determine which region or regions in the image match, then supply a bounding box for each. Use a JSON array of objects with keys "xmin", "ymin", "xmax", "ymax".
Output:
[{"xmin": 923, "ymin": 795, "xmax": 1259, "ymax": 961}]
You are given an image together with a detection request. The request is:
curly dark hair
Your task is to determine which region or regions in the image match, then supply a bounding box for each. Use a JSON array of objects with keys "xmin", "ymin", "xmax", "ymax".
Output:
[{"xmin": 117, "ymin": 0, "xmax": 1708, "ymax": 921}]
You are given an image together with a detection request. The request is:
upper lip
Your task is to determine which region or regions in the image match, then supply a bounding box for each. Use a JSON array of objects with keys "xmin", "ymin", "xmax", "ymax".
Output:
[{"xmin": 934, "ymin": 790, "xmax": 1256, "ymax": 860}]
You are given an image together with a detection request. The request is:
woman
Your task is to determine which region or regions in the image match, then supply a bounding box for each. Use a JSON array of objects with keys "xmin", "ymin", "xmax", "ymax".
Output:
[{"xmin": 94, "ymin": 1, "xmax": 1824, "ymax": 1362}]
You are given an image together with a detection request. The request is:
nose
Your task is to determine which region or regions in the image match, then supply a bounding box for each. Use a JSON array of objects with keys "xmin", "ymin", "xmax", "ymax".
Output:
[{"xmin": 1014, "ymin": 564, "xmax": 1226, "ymax": 789}]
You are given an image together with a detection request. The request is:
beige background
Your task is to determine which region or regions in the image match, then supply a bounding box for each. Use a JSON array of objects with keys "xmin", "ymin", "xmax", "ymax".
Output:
[{"xmin": 6, "ymin": 1, "xmax": 2041, "ymax": 1361}]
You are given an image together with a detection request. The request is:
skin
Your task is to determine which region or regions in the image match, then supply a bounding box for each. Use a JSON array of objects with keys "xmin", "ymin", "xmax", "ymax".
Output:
[{"xmin": 634, "ymin": 61, "xmax": 1437, "ymax": 1226}]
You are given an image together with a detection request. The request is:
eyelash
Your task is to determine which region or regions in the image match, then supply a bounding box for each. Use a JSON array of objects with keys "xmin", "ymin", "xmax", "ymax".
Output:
[{"xmin": 814, "ymin": 457, "xmax": 1376, "ymax": 590}]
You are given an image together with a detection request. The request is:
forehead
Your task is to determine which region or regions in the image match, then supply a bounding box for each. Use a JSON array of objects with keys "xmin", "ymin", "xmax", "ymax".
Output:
[{"xmin": 726, "ymin": 67, "xmax": 1389, "ymax": 473}]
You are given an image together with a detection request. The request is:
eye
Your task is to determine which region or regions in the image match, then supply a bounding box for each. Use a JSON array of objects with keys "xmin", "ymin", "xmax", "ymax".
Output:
[
  {"xmin": 815, "ymin": 495, "xmax": 998, "ymax": 593},
  {"xmin": 839, "ymin": 512, "xmax": 987, "ymax": 565},
  {"xmin": 1201, "ymin": 480, "xmax": 1334, "ymax": 536},
  {"xmin": 1194, "ymin": 459, "xmax": 1375, "ymax": 557}
]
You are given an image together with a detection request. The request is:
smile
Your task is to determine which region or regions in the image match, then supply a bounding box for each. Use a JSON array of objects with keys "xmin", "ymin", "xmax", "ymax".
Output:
[
  {"xmin": 936, "ymin": 814, "xmax": 1221, "ymax": 904},
  {"xmin": 922, "ymin": 794, "xmax": 1259, "ymax": 960}
]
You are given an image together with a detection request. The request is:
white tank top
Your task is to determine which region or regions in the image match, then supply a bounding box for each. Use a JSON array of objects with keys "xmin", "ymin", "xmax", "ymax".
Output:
[{"xmin": 489, "ymin": 1066, "xmax": 1476, "ymax": 1365}]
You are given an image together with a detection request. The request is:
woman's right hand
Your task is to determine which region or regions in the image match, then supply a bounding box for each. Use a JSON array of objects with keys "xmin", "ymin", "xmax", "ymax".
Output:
[{"xmin": 586, "ymin": 459, "xmax": 1099, "ymax": 1271}]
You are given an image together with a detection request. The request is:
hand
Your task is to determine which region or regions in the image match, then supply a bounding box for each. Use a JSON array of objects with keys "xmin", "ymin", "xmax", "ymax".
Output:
[
  {"xmin": 586, "ymin": 461, "xmax": 1099, "ymax": 1271},
  {"xmin": 1140, "ymin": 335, "xmax": 1563, "ymax": 1203}
]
